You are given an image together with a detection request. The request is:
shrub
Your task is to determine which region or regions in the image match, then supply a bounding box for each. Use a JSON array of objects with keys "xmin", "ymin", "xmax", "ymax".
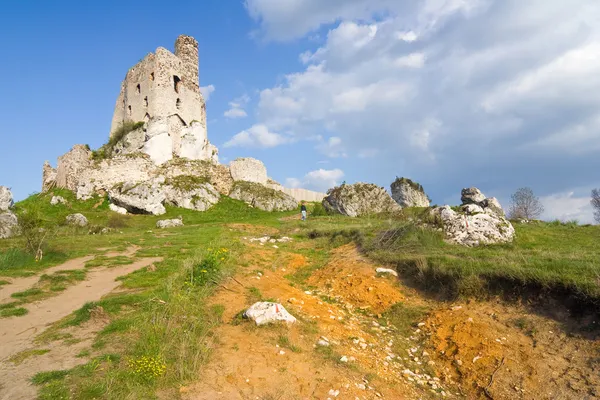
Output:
[
  {"xmin": 15, "ymin": 203, "xmax": 56, "ymax": 260},
  {"xmin": 310, "ymin": 203, "xmax": 329, "ymax": 216},
  {"xmin": 92, "ymin": 120, "xmax": 144, "ymax": 161},
  {"xmin": 107, "ymin": 213, "xmax": 131, "ymax": 229}
]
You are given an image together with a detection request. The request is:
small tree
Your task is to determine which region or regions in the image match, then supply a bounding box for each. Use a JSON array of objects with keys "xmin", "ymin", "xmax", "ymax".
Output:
[
  {"xmin": 508, "ymin": 187, "xmax": 544, "ymax": 220},
  {"xmin": 591, "ymin": 189, "xmax": 600, "ymax": 224},
  {"xmin": 15, "ymin": 203, "xmax": 55, "ymax": 261}
]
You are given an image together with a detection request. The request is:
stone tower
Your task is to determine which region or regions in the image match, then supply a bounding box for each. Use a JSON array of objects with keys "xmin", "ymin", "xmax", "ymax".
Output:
[{"xmin": 110, "ymin": 35, "xmax": 217, "ymax": 165}]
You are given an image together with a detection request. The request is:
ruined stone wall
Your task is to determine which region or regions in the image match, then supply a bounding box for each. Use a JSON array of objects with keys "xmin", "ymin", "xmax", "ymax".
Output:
[
  {"xmin": 56, "ymin": 145, "xmax": 92, "ymax": 191},
  {"xmin": 175, "ymin": 35, "xmax": 200, "ymax": 92}
]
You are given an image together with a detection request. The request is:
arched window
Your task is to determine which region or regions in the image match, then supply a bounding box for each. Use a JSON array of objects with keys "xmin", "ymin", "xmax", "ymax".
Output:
[
  {"xmin": 173, "ymin": 75, "xmax": 181, "ymax": 93},
  {"xmin": 176, "ymin": 98, "xmax": 181, "ymax": 110},
  {"xmin": 136, "ymin": 84, "xmax": 141, "ymax": 94}
]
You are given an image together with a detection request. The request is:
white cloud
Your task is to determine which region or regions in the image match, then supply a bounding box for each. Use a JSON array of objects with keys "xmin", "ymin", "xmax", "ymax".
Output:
[
  {"xmin": 286, "ymin": 168, "xmax": 345, "ymax": 192},
  {"xmin": 358, "ymin": 148, "xmax": 379, "ymax": 158},
  {"xmin": 223, "ymin": 124, "xmax": 290, "ymax": 148},
  {"xmin": 224, "ymin": 94, "xmax": 250, "ymax": 119},
  {"xmin": 540, "ymin": 191, "xmax": 595, "ymax": 224},
  {"xmin": 200, "ymin": 85, "xmax": 215, "ymax": 101},
  {"xmin": 246, "ymin": 0, "xmax": 600, "ymax": 201},
  {"xmin": 316, "ymin": 136, "xmax": 347, "ymax": 158},
  {"xmin": 224, "ymin": 108, "xmax": 248, "ymax": 119}
]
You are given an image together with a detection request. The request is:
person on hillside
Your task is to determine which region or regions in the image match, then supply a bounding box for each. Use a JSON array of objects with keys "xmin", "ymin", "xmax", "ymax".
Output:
[{"xmin": 301, "ymin": 201, "xmax": 307, "ymax": 221}]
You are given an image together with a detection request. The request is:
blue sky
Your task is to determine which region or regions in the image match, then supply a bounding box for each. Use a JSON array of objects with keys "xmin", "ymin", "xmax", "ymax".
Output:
[{"xmin": 1, "ymin": 0, "xmax": 599, "ymax": 223}]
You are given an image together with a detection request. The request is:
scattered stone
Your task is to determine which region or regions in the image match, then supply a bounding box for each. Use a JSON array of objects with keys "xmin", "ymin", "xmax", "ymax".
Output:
[
  {"xmin": 340, "ymin": 356, "xmax": 349, "ymax": 363},
  {"xmin": 156, "ymin": 217, "xmax": 184, "ymax": 229},
  {"xmin": 109, "ymin": 203, "xmax": 128, "ymax": 215},
  {"xmin": 243, "ymin": 302, "xmax": 297, "ymax": 326},
  {"xmin": 317, "ymin": 337, "xmax": 330, "ymax": 347},
  {"xmin": 66, "ymin": 213, "xmax": 88, "ymax": 227},
  {"xmin": 322, "ymin": 182, "xmax": 401, "ymax": 217},
  {"xmin": 376, "ymin": 267, "xmax": 398, "ymax": 277},
  {"xmin": 50, "ymin": 195, "xmax": 67, "ymax": 206},
  {"xmin": 328, "ymin": 389, "xmax": 340, "ymax": 397}
]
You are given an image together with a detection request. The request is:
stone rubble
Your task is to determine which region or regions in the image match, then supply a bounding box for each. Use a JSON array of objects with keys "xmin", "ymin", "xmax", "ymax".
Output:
[{"xmin": 109, "ymin": 203, "xmax": 128, "ymax": 215}]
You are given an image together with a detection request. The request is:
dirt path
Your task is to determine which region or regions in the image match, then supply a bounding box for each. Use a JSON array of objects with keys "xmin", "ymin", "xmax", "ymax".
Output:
[
  {"xmin": 0, "ymin": 256, "xmax": 95, "ymax": 304},
  {"xmin": 0, "ymin": 250, "xmax": 161, "ymax": 400},
  {"xmin": 182, "ymin": 233, "xmax": 600, "ymax": 400},
  {"xmin": 181, "ymin": 243, "xmax": 428, "ymax": 400}
]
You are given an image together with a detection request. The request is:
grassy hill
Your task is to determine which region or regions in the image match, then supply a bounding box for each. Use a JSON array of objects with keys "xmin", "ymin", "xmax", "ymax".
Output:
[{"xmin": 1, "ymin": 189, "xmax": 599, "ymax": 398}]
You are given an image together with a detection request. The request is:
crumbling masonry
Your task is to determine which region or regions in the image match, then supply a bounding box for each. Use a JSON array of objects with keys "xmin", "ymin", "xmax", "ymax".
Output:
[{"xmin": 110, "ymin": 35, "xmax": 217, "ymax": 164}]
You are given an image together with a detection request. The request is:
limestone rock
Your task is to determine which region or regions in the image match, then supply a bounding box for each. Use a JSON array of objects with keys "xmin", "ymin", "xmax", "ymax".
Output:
[
  {"xmin": 391, "ymin": 177, "xmax": 430, "ymax": 208},
  {"xmin": 461, "ymin": 187, "xmax": 486, "ymax": 205},
  {"xmin": 159, "ymin": 159, "xmax": 233, "ymax": 195},
  {"xmin": 163, "ymin": 177, "xmax": 220, "ymax": 212},
  {"xmin": 111, "ymin": 127, "xmax": 146, "ymax": 156},
  {"xmin": 431, "ymin": 189, "xmax": 514, "ymax": 246},
  {"xmin": 229, "ymin": 182, "xmax": 298, "ymax": 212},
  {"xmin": 109, "ymin": 203, "xmax": 128, "ymax": 215},
  {"xmin": 243, "ymin": 302, "xmax": 297, "ymax": 326},
  {"xmin": 109, "ymin": 181, "xmax": 166, "ymax": 215},
  {"xmin": 76, "ymin": 156, "xmax": 155, "ymax": 200},
  {"xmin": 42, "ymin": 161, "xmax": 57, "ymax": 192},
  {"xmin": 0, "ymin": 186, "xmax": 13, "ymax": 212},
  {"xmin": 156, "ymin": 217, "xmax": 184, "ymax": 229},
  {"xmin": 66, "ymin": 213, "xmax": 88, "ymax": 227},
  {"xmin": 56, "ymin": 145, "xmax": 92, "ymax": 192},
  {"xmin": 322, "ymin": 183, "xmax": 401, "ymax": 217},
  {"xmin": 50, "ymin": 196, "xmax": 67, "ymax": 206},
  {"xmin": 0, "ymin": 212, "xmax": 18, "ymax": 239},
  {"xmin": 230, "ymin": 158, "xmax": 268, "ymax": 184}
]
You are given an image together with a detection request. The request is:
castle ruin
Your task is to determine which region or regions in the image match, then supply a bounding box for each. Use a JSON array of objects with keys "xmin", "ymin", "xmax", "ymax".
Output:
[{"xmin": 110, "ymin": 35, "xmax": 217, "ymax": 164}]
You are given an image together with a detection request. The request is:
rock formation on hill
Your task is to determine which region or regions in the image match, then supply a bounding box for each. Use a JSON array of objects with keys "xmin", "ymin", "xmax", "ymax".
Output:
[
  {"xmin": 391, "ymin": 177, "xmax": 430, "ymax": 208},
  {"xmin": 0, "ymin": 187, "xmax": 18, "ymax": 239},
  {"xmin": 323, "ymin": 183, "xmax": 401, "ymax": 217},
  {"xmin": 40, "ymin": 36, "xmax": 322, "ymax": 213},
  {"xmin": 431, "ymin": 187, "xmax": 515, "ymax": 246}
]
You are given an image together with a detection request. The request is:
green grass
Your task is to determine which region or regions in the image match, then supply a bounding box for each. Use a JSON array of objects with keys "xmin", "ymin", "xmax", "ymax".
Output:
[
  {"xmin": 277, "ymin": 335, "xmax": 302, "ymax": 353},
  {"xmin": 9, "ymin": 348, "xmax": 50, "ymax": 365},
  {"xmin": 363, "ymin": 221, "xmax": 600, "ymax": 301},
  {"xmin": 31, "ymin": 370, "xmax": 70, "ymax": 385},
  {"xmin": 85, "ymin": 256, "xmax": 134, "ymax": 268},
  {"xmin": 1, "ymin": 306, "xmax": 28, "ymax": 317}
]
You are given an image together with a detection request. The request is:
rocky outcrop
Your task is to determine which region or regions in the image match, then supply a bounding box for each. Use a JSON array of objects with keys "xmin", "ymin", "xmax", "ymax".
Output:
[
  {"xmin": 230, "ymin": 158, "xmax": 268, "ymax": 184},
  {"xmin": 156, "ymin": 217, "xmax": 184, "ymax": 229},
  {"xmin": 163, "ymin": 176, "xmax": 220, "ymax": 212},
  {"xmin": 391, "ymin": 177, "xmax": 430, "ymax": 208},
  {"xmin": 322, "ymin": 183, "xmax": 401, "ymax": 217},
  {"xmin": 109, "ymin": 181, "xmax": 166, "ymax": 215},
  {"xmin": 0, "ymin": 186, "xmax": 13, "ymax": 212},
  {"xmin": 431, "ymin": 188, "xmax": 515, "ymax": 247},
  {"xmin": 0, "ymin": 187, "xmax": 18, "ymax": 239},
  {"xmin": 229, "ymin": 182, "xmax": 298, "ymax": 212},
  {"xmin": 42, "ymin": 161, "xmax": 57, "ymax": 192},
  {"xmin": 56, "ymin": 145, "xmax": 93, "ymax": 192},
  {"xmin": 66, "ymin": 213, "xmax": 88, "ymax": 227},
  {"xmin": 461, "ymin": 187, "xmax": 486, "ymax": 205},
  {"xmin": 159, "ymin": 159, "xmax": 233, "ymax": 195},
  {"xmin": 0, "ymin": 212, "xmax": 18, "ymax": 239}
]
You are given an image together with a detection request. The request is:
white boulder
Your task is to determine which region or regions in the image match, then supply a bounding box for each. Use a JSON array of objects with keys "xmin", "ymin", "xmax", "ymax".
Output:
[
  {"xmin": 66, "ymin": 213, "xmax": 88, "ymax": 227},
  {"xmin": 156, "ymin": 217, "xmax": 184, "ymax": 229},
  {"xmin": 431, "ymin": 188, "xmax": 515, "ymax": 247},
  {"xmin": 243, "ymin": 302, "xmax": 297, "ymax": 326},
  {"xmin": 109, "ymin": 203, "xmax": 128, "ymax": 215},
  {"xmin": 461, "ymin": 187, "xmax": 486, "ymax": 205},
  {"xmin": 50, "ymin": 196, "xmax": 67, "ymax": 206},
  {"xmin": 376, "ymin": 267, "xmax": 399, "ymax": 277},
  {"xmin": 323, "ymin": 183, "xmax": 401, "ymax": 217},
  {"xmin": 0, "ymin": 186, "xmax": 13, "ymax": 212}
]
